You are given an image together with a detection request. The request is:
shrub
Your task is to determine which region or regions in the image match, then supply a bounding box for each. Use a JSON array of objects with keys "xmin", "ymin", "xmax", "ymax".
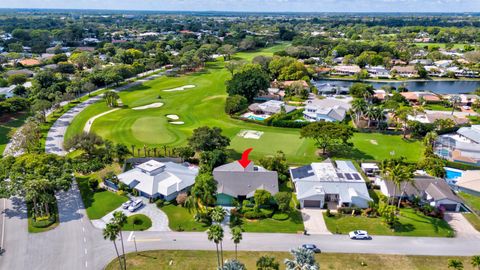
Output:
[
  {"xmin": 155, "ymin": 199, "xmax": 165, "ymax": 208},
  {"xmin": 337, "ymin": 207, "xmax": 362, "ymax": 215},
  {"xmin": 176, "ymin": 192, "xmax": 188, "ymax": 206},
  {"xmin": 116, "ymin": 190, "xmax": 126, "ymax": 196},
  {"xmin": 260, "ymin": 208, "xmax": 274, "ymax": 218},
  {"xmin": 272, "ymin": 213, "xmax": 289, "ymax": 220},
  {"xmin": 244, "ymin": 211, "xmax": 264, "ymax": 219},
  {"xmin": 225, "ymin": 95, "xmax": 248, "ymax": 114},
  {"xmin": 326, "ymin": 209, "xmax": 334, "ymax": 217},
  {"xmin": 88, "ymin": 178, "xmax": 99, "ymax": 191}
]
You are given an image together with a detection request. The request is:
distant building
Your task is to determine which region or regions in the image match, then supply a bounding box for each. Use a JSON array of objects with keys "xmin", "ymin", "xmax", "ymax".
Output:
[
  {"xmin": 248, "ymin": 100, "xmax": 296, "ymax": 115},
  {"xmin": 436, "ymin": 125, "xmax": 480, "ymax": 166},
  {"xmin": 303, "ymin": 98, "xmax": 350, "ymax": 122},
  {"xmin": 366, "ymin": 66, "xmax": 390, "ymax": 78},
  {"xmin": 391, "ymin": 66, "xmax": 418, "ymax": 78},
  {"xmin": 331, "ymin": 65, "xmax": 361, "ymax": 76},
  {"xmin": 290, "ymin": 159, "xmax": 372, "ymax": 208}
]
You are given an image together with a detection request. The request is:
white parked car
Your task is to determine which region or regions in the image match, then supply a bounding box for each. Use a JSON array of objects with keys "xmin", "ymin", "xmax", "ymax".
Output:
[
  {"xmin": 127, "ymin": 199, "xmax": 143, "ymax": 212},
  {"xmin": 349, "ymin": 230, "xmax": 370, "ymax": 240},
  {"xmin": 122, "ymin": 200, "xmax": 133, "ymax": 209}
]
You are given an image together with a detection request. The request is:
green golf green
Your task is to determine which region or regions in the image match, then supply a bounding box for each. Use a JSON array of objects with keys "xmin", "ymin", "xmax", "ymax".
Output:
[{"xmin": 65, "ymin": 44, "xmax": 423, "ymax": 164}]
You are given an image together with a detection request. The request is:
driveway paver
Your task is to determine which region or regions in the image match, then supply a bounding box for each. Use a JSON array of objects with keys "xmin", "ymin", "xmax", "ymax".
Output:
[{"xmin": 301, "ymin": 208, "xmax": 332, "ymax": 235}]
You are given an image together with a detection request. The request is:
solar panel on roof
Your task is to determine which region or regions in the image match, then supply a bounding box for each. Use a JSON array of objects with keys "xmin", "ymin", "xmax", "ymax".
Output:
[
  {"xmin": 353, "ymin": 174, "xmax": 361, "ymax": 180},
  {"xmin": 292, "ymin": 165, "xmax": 315, "ymax": 179},
  {"xmin": 337, "ymin": 173, "xmax": 344, "ymax": 178},
  {"xmin": 345, "ymin": 173, "xmax": 353, "ymax": 180}
]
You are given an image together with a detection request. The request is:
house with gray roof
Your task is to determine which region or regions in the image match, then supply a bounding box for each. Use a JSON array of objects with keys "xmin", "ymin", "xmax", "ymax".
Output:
[
  {"xmin": 290, "ymin": 159, "xmax": 372, "ymax": 208},
  {"xmin": 248, "ymin": 100, "xmax": 296, "ymax": 115},
  {"xmin": 378, "ymin": 175, "xmax": 462, "ymax": 211},
  {"xmin": 435, "ymin": 125, "xmax": 480, "ymax": 166},
  {"xmin": 213, "ymin": 161, "xmax": 279, "ymax": 205},
  {"xmin": 303, "ymin": 98, "xmax": 351, "ymax": 122}
]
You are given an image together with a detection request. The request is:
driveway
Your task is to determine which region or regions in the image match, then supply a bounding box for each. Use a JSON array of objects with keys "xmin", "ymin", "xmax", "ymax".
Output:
[
  {"xmin": 301, "ymin": 208, "xmax": 332, "ymax": 235},
  {"xmin": 91, "ymin": 198, "xmax": 170, "ymax": 231},
  {"xmin": 444, "ymin": 212, "xmax": 480, "ymax": 239}
]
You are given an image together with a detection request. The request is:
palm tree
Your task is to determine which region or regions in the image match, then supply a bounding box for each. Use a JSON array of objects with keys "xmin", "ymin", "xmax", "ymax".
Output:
[
  {"xmin": 364, "ymin": 105, "xmax": 376, "ymax": 128},
  {"xmin": 396, "ymin": 166, "xmax": 415, "ymax": 209},
  {"xmin": 448, "ymin": 259, "xmax": 464, "ymax": 269},
  {"xmin": 103, "ymin": 223, "xmax": 123, "ymax": 270},
  {"xmin": 393, "ymin": 106, "xmax": 413, "ymax": 138},
  {"xmin": 221, "ymin": 259, "xmax": 246, "ymax": 270},
  {"xmin": 207, "ymin": 224, "xmax": 224, "ymax": 269},
  {"xmin": 284, "ymin": 248, "xmax": 319, "ymax": 270},
  {"xmin": 423, "ymin": 131, "xmax": 438, "ymax": 149},
  {"xmin": 211, "ymin": 206, "xmax": 227, "ymax": 223},
  {"xmin": 112, "ymin": 211, "xmax": 128, "ymax": 270},
  {"xmin": 351, "ymin": 99, "xmax": 367, "ymax": 126},
  {"xmin": 472, "ymin": 255, "xmax": 480, "ymax": 270},
  {"xmin": 231, "ymin": 226, "xmax": 243, "ymax": 259},
  {"xmin": 257, "ymin": 255, "xmax": 280, "ymax": 270},
  {"xmin": 131, "ymin": 145, "xmax": 135, "ymax": 156},
  {"xmin": 450, "ymin": 95, "xmax": 461, "ymax": 115},
  {"xmin": 373, "ymin": 106, "xmax": 385, "ymax": 129},
  {"xmin": 210, "ymin": 206, "xmax": 227, "ymax": 264}
]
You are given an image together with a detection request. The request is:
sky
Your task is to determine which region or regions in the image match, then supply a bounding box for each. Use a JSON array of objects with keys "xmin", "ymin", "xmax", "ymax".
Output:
[{"xmin": 0, "ymin": 0, "xmax": 479, "ymax": 13}]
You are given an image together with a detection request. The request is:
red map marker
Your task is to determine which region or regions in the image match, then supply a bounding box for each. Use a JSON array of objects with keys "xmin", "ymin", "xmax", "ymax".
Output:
[{"xmin": 238, "ymin": 148, "xmax": 253, "ymax": 168}]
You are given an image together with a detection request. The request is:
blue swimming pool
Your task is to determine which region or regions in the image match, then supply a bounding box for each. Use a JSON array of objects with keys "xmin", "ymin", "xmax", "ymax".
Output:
[
  {"xmin": 247, "ymin": 115, "xmax": 266, "ymax": 121},
  {"xmin": 444, "ymin": 167, "xmax": 463, "ymax": 180}
]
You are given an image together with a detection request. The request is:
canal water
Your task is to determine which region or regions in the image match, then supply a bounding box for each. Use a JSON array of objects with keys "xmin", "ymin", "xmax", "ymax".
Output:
[{"xmin": 314, "ymin": 79, "xmax": 480, "ymax": 94}]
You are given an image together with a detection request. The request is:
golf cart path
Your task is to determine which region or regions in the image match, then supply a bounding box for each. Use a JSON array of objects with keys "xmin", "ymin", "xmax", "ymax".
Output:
[
  {"xmin": 45, "ymin": 69, "xmax": 164, "ymax": 156},
  {"xmin": 83, "ymin": 108, "xmax": 120, "ymax": 133}
]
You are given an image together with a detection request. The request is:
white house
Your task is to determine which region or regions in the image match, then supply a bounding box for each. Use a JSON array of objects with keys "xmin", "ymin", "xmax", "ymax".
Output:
[
  {"xmin": 366, "ymin": 66, "xmax": 390, "ymax": 78},
  {"xmin": 118, "ymin": 160, "xmax": 198, "ymax": 200},
  {"xmin": 303, "ymin": 98, "xmax": 351, "ymax": 122},
  {"xmin": 290, "ymin": 160, "xmax": 372, "ymax": 209}
]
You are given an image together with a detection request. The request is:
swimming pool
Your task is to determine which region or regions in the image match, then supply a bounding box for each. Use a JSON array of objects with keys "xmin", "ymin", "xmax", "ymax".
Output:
[
  {"xmin": 247, "ymin": 115, "xmax": 266, "ymax": 121},
  {"xmin": 444, "ymin": 167, "xmax": 463, "ymax": 181}
]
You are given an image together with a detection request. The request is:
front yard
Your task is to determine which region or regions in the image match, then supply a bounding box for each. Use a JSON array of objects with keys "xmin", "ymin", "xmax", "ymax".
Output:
[
  {"xmin": 241, "ymin": 210, "xmax": 304, "ymax": 233},
  {"xmin": 77, "ymin": 176, "xmax": 128, "ymax": 219},
  {"xmin": 160, "ymin": 203, "xmax": 209, "ymax": 232},
  {"xmin": 324, "ymin": 208, "xmax": 454, "ymax": 237}
]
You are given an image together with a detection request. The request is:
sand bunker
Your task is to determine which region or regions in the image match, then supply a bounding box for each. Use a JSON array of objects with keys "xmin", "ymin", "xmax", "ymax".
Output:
[
  {"xmin": 132, "ymin": 103, "xmax": 164, "ymax": 110},
  {"xmin": 237, "ymin": 130, "xmax": 264, "ymax": 140},
  {"xmin": 84, "ymin": 108, "xmax": 121, "ymax": 133},
  {"xmin": 370, "ymin": 140, "xmax": 378, "ymax": 145},
  {"xmin": 166, "ymin": 114, "xmax": 179, "ymax": 120},
  {"xmin": 163, "ymin": 85, "xmax": 196, "ymax": 92},
  {"xmin": 169, "ymin": 121, "xmax": 184, "ymax": 125}
]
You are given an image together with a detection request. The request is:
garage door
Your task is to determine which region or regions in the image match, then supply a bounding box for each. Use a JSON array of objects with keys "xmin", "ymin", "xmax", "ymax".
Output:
[
  {"xmin": 440, "ymin": 204, "xmax": 457, "ymax": 211},
  {"xmin": 304, "ymin": 200, "xmax": 321, "ymax": 208}
]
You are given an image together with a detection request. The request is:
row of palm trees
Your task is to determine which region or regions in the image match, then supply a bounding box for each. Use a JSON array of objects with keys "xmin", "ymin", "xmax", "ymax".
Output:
[
  {"xmin": 448, "ymin": 256, "xmax": 480, "ymax": 270},
  {"xmin": 206, "ymin": 206, "xmax": 243, "ymax": 269},
  {"xmin": 351, "ymin": 99, "xmax": 385, "ymax": 128},
  {"xmin": 380, "ymin": 158, "xmax": 415, "ymax": 209}
]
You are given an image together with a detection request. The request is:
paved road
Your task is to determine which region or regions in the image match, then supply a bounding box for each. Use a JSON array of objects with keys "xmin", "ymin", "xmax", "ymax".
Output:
[{"xmin": 45, "ymin": 70, "xmax": 164, "ymax": 156}]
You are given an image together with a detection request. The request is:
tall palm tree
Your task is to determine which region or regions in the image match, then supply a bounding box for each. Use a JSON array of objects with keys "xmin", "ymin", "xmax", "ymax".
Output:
[
  {"xmin": 284, "ymin": 248, "xmax": 319, "ymax": 270},
  {"xmin": 211, "ymin": 206, "xmax": 227, "ymax": 223},
  {"xmin": 112, "ymin": 211, "xmax": 128, "ymax": 270},
  {"xmin": 472, "ymin": 255, "xmax": 480, "ymax": 270},
  {"xmin": 423, "ymin": 131, "xmax": 438, "ymax": 149},
  {"xmin": 450, "ymin": 95, "xmax": 461, "ymax": 116},
  {"xmin": 373, "ymin": 106, "xmax": 385, "ymax": 129},
  {"xmin": 365, "ymin": 105, "xmax": 376, "ymax": 128},
  {"xmin": 397, "ymin": 166, "xmax": 415, "ymax": 209},
  {"xmin": 103, "ymin": 223, "xmax": 123, "ymax": 270},
  {"xmin": 393, "ymin": 106, "xmax": 413, "ymax": 138},
  {"xmin": 448, "ymin": 259, "xmax": 464, "ymax": 270},
  {"xmin": 131, "ymin": 145, "xmax": 135, "ymax": 156},
  {"xmin": 207, "ymin": 224, "xmax": 224, "ymax": 269},
  {"xmin": 351, "ymin": 98, "xmax": 367, "ymax": 126},
  {"xmin": 231, "ymin": 226, "xmax": 243, "ymax": 259}
]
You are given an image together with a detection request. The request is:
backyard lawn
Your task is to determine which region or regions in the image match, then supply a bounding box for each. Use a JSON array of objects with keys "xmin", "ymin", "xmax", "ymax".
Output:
[
  {"xmin": 77, "ymin": 176, "xmax": 128, "ymax": 219},
  {"xmin": 323, "ymin": 208, "xmax": 453, "ymax": 237},
  {"xmin": 105, "ymin": 250, "xmax": 475, "ymax": 270},
  {"xmin": 241, "ymin": 210, "xmax": 304, "ymax": 233},
  {"xmin": 458, "ymin": 192, "xmax": 480, "ymax": 213},
  {"xmin": 122, "ymin": 214, "xmax": 152, "ymax": 231},
  {"xmin": 65, "ymin": 44, "xmax": 424, "ymax": 164},
  {"xmin": 160, "ymin": 203, "xmax": 209, "ymax": 232}
]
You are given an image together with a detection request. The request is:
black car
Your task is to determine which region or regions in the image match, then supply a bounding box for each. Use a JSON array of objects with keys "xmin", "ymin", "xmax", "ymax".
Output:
[{"xmin": 301, "ymin": 244, "xmax": 321, "ymax": 253}]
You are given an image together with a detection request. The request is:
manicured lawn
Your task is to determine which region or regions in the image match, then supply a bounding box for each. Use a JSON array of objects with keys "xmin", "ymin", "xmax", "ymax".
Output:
[
  {"xmin": 0, "ymin": 112, "xmax": 29, "ymax": 156},
  {"xmin": 324, "ymin": 208, "xmax": 453, "ymax": 237},
  {"xmin": 349, "ymin": 133, "xmax": 424, "ymax": 161},
  {"xmin": 414, "ymin": 42, "xmax": 470, "ymax": 49},
  {"xmin": 77, "ymin": 176, "xmax": 128, "ymax": 219},
  {"xmin": 241, "ymin": 210, "xmax": 304, "ymax": 233},
  {"xmin": 463, "ymin": 213, "xmax": 480, "ymax": 232},
  {"xmin": 105, "ymin": 250, "xmax": 474, "ymax": 270},
  {"xmin": 424, "ymin": 104, "xmax": 456, "ymax": 112},
  {"xmin": 122, "ymin": 214, "xmax": 152, "ymax": 231},
  {"xmin": 458, "ymin": 192, "xmax": 480, "ymax": 213},
  {"xmin": 160, "ymin": 204, "xmax": 209, "ymax": 231}
]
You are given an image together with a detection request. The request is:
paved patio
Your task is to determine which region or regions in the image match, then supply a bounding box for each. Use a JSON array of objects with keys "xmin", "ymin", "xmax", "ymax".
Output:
[{"xmin": 91, "ymin": 198, "xmax": 170, "ymax": 231}]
